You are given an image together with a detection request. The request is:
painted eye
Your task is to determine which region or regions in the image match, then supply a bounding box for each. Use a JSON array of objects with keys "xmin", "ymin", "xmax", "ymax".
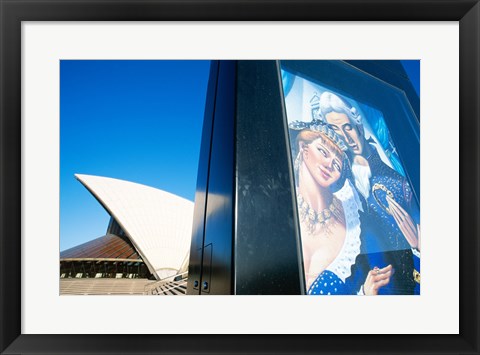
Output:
[
  {"xmin": 329, "ymin": 125, "xmax": 339, "ymax": 131},
  {"xmin": 318, "ymin": 147, "xmax": 327, "ymax": 157},
  {"xmin": 333, "ymin": 161, "xmax": 341, "ymax": 172},
  {"xmin": 344, "ymin": 124, "xmax": 353, "ymax": 131}
]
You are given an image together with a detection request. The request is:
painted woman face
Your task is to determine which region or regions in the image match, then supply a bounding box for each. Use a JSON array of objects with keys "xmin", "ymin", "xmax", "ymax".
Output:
[{"xmin": 302, "ymin": 137, "xmax": 343, "ymax": 188}]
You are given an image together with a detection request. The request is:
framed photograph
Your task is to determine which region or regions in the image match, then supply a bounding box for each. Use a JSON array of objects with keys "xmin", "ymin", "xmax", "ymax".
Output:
[
  {"xmin": 1, "ymin": 0, "xmax": 479, "ymax": 354},
  {"xmin": 280, "ymin": 60, "xmax": 420, "ymax": 296}
]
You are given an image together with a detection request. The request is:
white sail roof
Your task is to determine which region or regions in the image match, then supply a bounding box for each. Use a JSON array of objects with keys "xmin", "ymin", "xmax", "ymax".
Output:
[{"xmin": 75, "ymin": 174, "xmax": 193, "ymax": 280}]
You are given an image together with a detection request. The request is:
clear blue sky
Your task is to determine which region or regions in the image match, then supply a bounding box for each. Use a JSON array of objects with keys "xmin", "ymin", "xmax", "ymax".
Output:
[
  {"xmin": 60, "ymin": 60, "xmax": 211, "ymax": 251},
  {"xmin": 401, "ymin": 60, "xmax": 420, "ymax": 96}
]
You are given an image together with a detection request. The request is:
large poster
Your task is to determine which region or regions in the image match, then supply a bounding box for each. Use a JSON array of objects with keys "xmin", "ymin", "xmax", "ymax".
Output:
[{"xmin": 282, "ymin": 67, "xmax": 420, "ymax": 295}]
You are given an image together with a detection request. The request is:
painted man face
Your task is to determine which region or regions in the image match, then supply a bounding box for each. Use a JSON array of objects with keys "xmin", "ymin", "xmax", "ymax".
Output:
[{"xmin": 324, "ymin": 112, "xmax": 364, "ymax": 156}]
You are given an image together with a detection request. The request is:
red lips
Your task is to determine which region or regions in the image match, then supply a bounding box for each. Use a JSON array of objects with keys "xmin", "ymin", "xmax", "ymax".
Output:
[{"xmin": 319, "ymin": 167, "xmax": 332, "ymax": 180}]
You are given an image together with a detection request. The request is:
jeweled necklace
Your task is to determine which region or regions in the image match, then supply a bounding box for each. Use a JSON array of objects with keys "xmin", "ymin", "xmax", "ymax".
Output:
[{"xmin": 297, "ymin": 194, "xmax": 344, "ymax": 235}]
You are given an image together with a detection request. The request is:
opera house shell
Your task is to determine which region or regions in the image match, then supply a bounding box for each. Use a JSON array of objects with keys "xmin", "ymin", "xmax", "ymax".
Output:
[{"xmin": 60, "ymin": 174, "xmax": 193, "ymax": 295}]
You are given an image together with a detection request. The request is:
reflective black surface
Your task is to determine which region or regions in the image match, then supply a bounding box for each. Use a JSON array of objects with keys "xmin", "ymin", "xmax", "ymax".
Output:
[
  {"xmin": 187, "ymin": 61, "xmax": 236, "ymax": 295},
  {"xmin": 186, "ymin": 61, "xmax": 219, "ymax": 295},
  {"xmin": 201, "ymin": 61, "xmax": 236, "ymax": 294},
  {"xmin": 235, "ymin": 61, "xmax": 304, "ymax": 295},
  {"xmin": 189, "ymin": 60, "xmax": 304, "ymax": 295}
]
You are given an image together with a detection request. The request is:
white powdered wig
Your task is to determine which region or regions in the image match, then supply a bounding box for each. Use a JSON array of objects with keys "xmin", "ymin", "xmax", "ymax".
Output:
[{"xmin": 319, "ymin": 91, "xmax": 362, "ymax": 125}]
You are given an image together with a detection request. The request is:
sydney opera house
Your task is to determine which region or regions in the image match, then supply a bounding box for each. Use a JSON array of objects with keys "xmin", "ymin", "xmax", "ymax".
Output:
[{"xmin": 60, "ymin": 174, "xmax": 193, "ymax": 295}]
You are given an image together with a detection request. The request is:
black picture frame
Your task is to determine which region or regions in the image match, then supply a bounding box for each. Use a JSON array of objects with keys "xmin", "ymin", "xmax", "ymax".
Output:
[{"xmin": 1, "ymin": 1, "xmax": 478, "ymax": 354}]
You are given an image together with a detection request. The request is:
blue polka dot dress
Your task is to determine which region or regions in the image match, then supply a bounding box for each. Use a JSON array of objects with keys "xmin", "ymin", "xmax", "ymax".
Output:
[{"xmin": 308, "ymin": 270, "xmax": 349, "ymax": 295}]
